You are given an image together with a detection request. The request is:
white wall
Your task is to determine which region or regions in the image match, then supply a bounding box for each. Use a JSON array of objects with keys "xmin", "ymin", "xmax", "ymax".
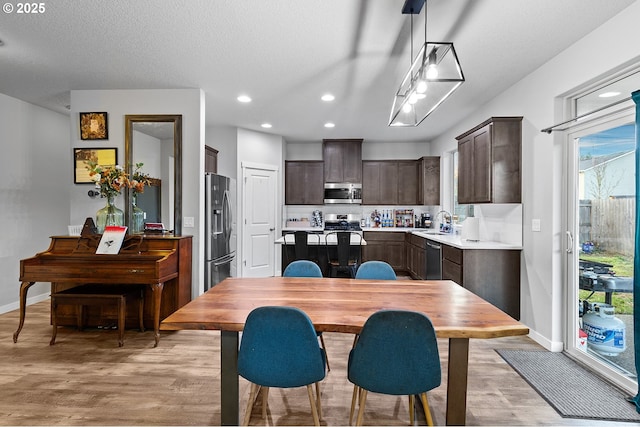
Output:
[
  {"xmin": 70, "ymin": 89, "xmax": 205, "ymax": 299},
  {"xmin": 430, "ymin": 0, "xmax": 640, "ymax": 350},
  {"xmin": 0, "ymin": 94, "xmax": 70, "ymax": 310}
]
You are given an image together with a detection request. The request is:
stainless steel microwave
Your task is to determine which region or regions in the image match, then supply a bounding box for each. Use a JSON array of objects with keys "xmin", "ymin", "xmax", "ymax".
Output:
[{"xmin": 324, "ymin": 183, "xmax": 362, "ymax": 204}]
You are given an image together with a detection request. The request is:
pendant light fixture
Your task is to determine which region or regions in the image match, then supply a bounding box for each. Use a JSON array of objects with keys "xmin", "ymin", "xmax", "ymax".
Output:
[{"xmin": 389, "ymin": 0, "xmax": 465, "ymax": 127}]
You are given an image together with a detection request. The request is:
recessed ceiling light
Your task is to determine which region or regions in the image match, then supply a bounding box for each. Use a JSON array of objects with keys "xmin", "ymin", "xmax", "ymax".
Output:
[
  {"xmin": 599, "ymin": 91, "xmax": 621, "ymax": 98},
  {"xmin": 261, "ymin": 123, "xmax": 272, "ymax": 129},
  {"xmin": 324, "ymin": 122, "xmax": 335, "ymax": 128},
  {"xmin": 321, "ymin": 94, "xmax": 335, "ymax": 102},
  {"xmin": 237, "ymin": 95, "xmax": 252, "ymax": 103}
]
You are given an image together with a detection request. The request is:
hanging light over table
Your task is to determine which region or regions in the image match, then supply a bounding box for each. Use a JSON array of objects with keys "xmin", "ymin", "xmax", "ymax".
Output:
[{"xmin": 389, "ymin": 1, "xmax": 465, "ymax": 127}]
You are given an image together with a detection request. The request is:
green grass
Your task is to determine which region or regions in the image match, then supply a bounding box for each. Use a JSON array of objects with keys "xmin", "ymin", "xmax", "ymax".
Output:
[{"xmin": 580, "ymin": 251, "xmax": 634, "ymax": 315}]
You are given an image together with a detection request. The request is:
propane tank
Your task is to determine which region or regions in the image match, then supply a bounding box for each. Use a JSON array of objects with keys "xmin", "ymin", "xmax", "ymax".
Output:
[{"xmin": 582, "ymin": 303, "xmax": 625, "ymax": 356}]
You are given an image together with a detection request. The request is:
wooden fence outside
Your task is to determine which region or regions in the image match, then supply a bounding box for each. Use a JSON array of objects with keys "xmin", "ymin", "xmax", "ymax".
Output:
[{"xmin": 580, "ymin": 198, "xmax": 635, "ymax": 255}]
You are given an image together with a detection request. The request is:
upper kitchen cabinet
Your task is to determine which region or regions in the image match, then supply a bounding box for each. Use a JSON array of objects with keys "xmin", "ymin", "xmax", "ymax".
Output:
[
  {"xmin": 323, "ymin": 139, "xmax": 362, "ymax": 183},
  {"xmin": 419, "ymin": 156, "xmax": 440, "ymax": 206},
  {"xmin": 285, "ymin": 160, "xmax": 324, "ymax": 205},
  {"xmin": 456, "ymin": 117, "xmax": 522, "ymax": 204},
  {"xmin": 204, "ymin": 145, "xmax": 218, "ymax": 173}
]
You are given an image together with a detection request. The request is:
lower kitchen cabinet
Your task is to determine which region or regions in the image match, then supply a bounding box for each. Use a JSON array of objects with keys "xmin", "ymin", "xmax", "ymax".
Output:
[
  {"xmin": 441, "ymin": 244, "xmax": 521, "ymax": 319},
  {"xmin": 362, "ymin": 231, "xmax": 406, "ymax": 271},
  {"xmin": 406, "ymin": 233, "xmax": 426, "ymax": 279}
]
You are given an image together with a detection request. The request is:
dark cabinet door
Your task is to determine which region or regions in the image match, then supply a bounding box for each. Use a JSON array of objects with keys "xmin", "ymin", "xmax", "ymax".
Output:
[
  {"xmin": 285, "ymin": 161, "xmax": 324, "ymax": 205},
  {"xmin": 205, "ymin": 146, "xmax": 218, "ymax": 174},
  {"xmin": 397, "ymin": 160, "xmax": 419, "ymax": 205},
  {"xmin": 362, "ymin": 161, "xmax": 381, "ymax": 205},
  {"xmin": 420, "ymin": 156, "xmax": 440, "ymax": 206},
  {"xmin": 379, "ymin": 162, "xmax": 398, "ymax": 204},
  {"xmin": 362, "ymin": 161, "xmax": 400, "ymax": 205},
  {"xmin": 472, "ymin": 126, "xmax": 492, "ymax": 203},
  {"xmin": 456, "ymin": 117, "xmax": 522, "ymax": 204},
  {"xmin": 323, "ymin": 139, "xmax": 362, "ymax": 183}
]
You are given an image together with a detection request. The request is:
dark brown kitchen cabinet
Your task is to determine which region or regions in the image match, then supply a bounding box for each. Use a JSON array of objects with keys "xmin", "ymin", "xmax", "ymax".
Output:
[
  {"xmin": 456, "ymin": 117, "xmax": 522, "ymax": 204},
  {"xmin": 362, "ymin": 160, "xmax": 420, "ymax": 205},
  {"xmin": 362, "ymin": 161, "xmax": 398, "ymax": 205},
  {"xmin": 204, "ymin": 145, "xmax": 218, "ymax": 173},
  {"xmin": 419, "ymin": 156, "xmax": 440, "ymax": 206},
  {"xmin": 441, "ymin": 243, "xmax": 521, "ymax": 319},
  {"xmin": 362, "ymin": 231, "xmax": 406, "ymax": 271},
  {"xmin": 323, "ymin": 139, "xmax": 362, "ymax": 183},
  {"xmin": 406, "ymin": 233, "xmax": 426, "ymax": 279},
  {"xmin": 285, "ymin": 160, "xmax": 324, "ymax": 205}
]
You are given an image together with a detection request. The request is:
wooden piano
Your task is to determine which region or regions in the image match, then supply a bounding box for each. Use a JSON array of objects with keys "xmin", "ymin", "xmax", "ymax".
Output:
[{"xmin": 13, "ymin": 234, "xmax": 192, "ymax": 347}]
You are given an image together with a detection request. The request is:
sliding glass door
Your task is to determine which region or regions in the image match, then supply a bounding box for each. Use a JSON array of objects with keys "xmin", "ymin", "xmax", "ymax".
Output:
[{"xmin": 565, "ymin": 112, "xmax": 637, "ymax": 393}]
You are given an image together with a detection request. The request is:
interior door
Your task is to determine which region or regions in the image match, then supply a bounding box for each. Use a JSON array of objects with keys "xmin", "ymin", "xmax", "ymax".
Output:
[
  {"xmin": 242, "ymin": 165, "xmax": 277, "ymax": 277},
  {"xmin": 565, "ymin": 112, "xmax": 637, "ymax": 393}
]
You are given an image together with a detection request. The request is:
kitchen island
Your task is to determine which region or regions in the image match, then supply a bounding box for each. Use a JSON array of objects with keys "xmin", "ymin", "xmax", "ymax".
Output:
[{"xmin": 275, "ymin": 231, "xmax": 367, "ymax": 277}]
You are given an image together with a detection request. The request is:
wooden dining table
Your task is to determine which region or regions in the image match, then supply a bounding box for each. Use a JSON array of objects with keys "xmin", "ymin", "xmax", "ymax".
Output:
[{"xmin": 160, "ymin": 277, "xmax": 529, "ymax": 426}]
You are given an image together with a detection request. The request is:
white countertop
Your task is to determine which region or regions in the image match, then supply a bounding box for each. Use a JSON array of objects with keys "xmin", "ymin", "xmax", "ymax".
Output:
[
  {"xmin": 410, "ymin": 230, "xmax": 522, "ymax": 250},
  {"xmin": 280, "ymin": 226, "xmax": 521, "ymax": 249},
  {"xmin": 275, "ymin": 233, "xmax": 367, "ymax": 245}
]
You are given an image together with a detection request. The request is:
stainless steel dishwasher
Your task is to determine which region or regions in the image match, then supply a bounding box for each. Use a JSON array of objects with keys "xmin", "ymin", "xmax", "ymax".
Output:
[{"xmin": 426, "ymin": 241, "xmax": 442, "ymax": 280}]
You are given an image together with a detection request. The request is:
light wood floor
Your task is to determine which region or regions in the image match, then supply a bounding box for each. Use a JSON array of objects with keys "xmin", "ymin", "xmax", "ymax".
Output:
[{"xmin": 0, "ymin": 300, "xmax": 633, "ymax": 426}]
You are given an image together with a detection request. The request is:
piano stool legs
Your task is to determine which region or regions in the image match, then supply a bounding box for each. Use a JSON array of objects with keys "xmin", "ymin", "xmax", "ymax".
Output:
[{"xmin": 50, "ymin": 285, "xmax": 145, "ymax": 347}]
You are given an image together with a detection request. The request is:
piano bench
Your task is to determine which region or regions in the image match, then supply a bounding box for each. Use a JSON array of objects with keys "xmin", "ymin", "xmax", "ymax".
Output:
[{"xmin": 50, "ymin": 285, "xmax": 145, "ymax": 347}]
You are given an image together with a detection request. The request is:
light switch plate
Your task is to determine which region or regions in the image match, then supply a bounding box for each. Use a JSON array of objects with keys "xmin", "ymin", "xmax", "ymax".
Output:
[
  {"xmin": 184, "ymin": 216, "xmax": 195, "ymax": 228},
  {"xmin": 532, "ymin": 219, "xmax": 541, "ymax": 232}
]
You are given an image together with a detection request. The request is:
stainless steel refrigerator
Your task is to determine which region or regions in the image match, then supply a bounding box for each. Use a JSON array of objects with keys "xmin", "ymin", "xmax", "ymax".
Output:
[{"xmin": 205, "ymin": 173, "xmax": 236, "ymax": 291}]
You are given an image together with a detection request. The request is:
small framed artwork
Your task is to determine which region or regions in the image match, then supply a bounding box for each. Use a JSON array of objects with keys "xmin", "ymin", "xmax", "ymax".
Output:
[
  {"xmin": 74, "ymin": 147, "xmax": 118, "ymax": 184},
  {"xmin": 79, "ymin": 112, "xmax": 109, "ymax": 140}
]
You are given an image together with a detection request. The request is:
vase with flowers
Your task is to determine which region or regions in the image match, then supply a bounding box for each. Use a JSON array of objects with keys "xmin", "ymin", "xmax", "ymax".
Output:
[
  {"xmin": 86, "ymin": 160, "xmax": 130, "ymax": 233},
  {"xmin": 130, "ymin": 162, "xmax": 151, "ymax": 234}
]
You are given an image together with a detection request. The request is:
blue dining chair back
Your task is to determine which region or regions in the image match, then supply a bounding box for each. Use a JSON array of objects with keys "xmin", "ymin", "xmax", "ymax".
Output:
[
  {"xmin": 283, "ymin": 260, "xmax": 323, "ymax": 277},
  {"xmin": 281, "ymin": 259, "xmax": 330, "ymax": 371},
  {"xmin": 355, "ymin": 260, "xmax": 397, "ymax": 280},
  {"xmin": 348, "ymin": 309, "xmax": 441, "ymax": 426},
  {"xmin": 238, "ymin": 306, "xmax": 326, "ymax": 425}
]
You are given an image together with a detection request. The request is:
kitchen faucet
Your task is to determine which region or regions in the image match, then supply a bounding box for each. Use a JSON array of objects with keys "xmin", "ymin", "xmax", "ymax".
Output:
[{"xmin": 435, "ymin": 210, "xmax": 453, "ymax": 233}]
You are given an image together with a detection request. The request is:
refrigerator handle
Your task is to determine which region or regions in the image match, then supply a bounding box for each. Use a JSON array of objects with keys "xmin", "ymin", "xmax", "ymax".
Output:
[{"xmin": 223, "ymin": 189, "xmax": 232, "ymax": 238}]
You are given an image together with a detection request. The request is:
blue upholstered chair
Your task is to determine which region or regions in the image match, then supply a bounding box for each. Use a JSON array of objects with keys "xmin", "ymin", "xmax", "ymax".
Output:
[
  {"xmin": 238, "ymin": 306, "xmax": 326, "ymax": 426},
  {"xmin": 348, "ymin": 310, "xmax": 441, "ymax": 426},
  {"xmin": 283, "ymin": 260, "xmax": 323, "ymax": 278},
  {"xmin": 282, "ymin": 259, "xmax": 330, "ymax": 371},
  {"xmin": 355, "ymin": 260, "xmax": 397, "ymax": 280}
]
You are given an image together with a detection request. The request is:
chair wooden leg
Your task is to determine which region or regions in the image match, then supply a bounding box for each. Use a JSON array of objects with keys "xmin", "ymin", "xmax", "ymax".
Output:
[
  {"xmin": 315, "ymin": 381, "xmax": 322, "ymax": 419},
  {"xmin": 420, "ymin": 392, "xmax": 434, "ymax": 427},
  {"xmin": 306, "ymin": 384, "xmax": 321, "ymax": 426},
  {"xmin": 262, "ymin": 386, "xmax": 269, "ymax": 419},
  {"xmin": 349, "ymin": 385, "xmax": 359, "ymax": 425},
  {"xmin": 242, "ymin": 383, "xmax": 260, "ymax": 426},
  {"xmin": 319, "ymin": 333, "xmax": 330, "ymax": 371},
  {"xmin": 356, "ymin": 388, "xmax": 368, "ymax": 426},
  {"xmin": 409, "ymin": 394, "xmax": 415, "ymax": 425}
]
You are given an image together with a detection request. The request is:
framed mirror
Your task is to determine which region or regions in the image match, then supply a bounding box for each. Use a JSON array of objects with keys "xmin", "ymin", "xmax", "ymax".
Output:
[{"xmin": 124, "ymin": 114, "xmax": 182, "ymax": 236}]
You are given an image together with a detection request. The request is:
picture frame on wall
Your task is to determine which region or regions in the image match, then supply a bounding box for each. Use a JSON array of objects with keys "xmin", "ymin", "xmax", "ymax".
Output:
[
  {"xmin": 79, "ymin": 112, "xmax": 109, "ymax": 140},
  {"xmin": 74, "ymin": 147, "xmax": 117, "ymax": 184}
]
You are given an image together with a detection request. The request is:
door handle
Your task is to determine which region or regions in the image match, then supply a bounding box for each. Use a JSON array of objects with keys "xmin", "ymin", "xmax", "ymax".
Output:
[
  {"xmin": 566, "ymin": 231, "xmax": 573, "ymax": 254},
  {"xmin": 269, "ymin": 227, "xmax": 275, "ymax": 231}
]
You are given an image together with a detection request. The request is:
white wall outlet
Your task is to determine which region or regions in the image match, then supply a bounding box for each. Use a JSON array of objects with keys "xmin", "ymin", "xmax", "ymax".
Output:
[
  {"xmin": 184, "ymin": 216, "xmax": 195, "ymax": 228},
  {"xmin": 532, "ymin": 219, "xmax": 541, "ymax": 232}
]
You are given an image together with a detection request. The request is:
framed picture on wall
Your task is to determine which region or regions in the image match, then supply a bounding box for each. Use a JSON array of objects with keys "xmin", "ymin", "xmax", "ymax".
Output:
[
  {"xmin": 79, "ymin": 112, "xmax": 108, "ymax": 140},
  {"xmin": 74, "ymin": 147, "xmax": 117, "ymax": 184}
]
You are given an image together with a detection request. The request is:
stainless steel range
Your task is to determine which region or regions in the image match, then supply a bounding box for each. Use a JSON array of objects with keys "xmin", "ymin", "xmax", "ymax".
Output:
[{"xmin": 323, "ymin": 214, "xmax": 362, "ymax": 231}]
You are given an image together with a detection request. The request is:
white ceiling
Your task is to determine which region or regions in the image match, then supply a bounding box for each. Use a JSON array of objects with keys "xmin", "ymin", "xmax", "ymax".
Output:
[{"xmin": 0, "ymin": 0, "xmax": 634, "ymax": 143}]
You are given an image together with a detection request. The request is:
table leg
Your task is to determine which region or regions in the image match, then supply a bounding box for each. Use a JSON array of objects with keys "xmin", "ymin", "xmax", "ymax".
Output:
[
  {"xmin": 150, "ymin": 283, "xmax": 164, "ymax": 347},
  {"xmin": 221, "ymin": 330, "xmax": 239, "ymax": 426},
  {"xmin": 13, "ymin": 281, "xmax": 36, "ymax": 343},
  {"xmin": 446, "ymin": 337, "xmax": 469, "ymax": 425}
]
